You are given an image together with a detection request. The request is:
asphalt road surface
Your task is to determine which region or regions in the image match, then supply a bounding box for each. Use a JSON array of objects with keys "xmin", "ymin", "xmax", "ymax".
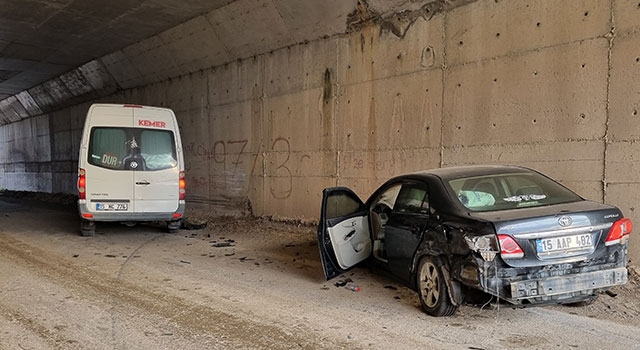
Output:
[{"xmin": 1, "ymin": 195, "xmax": 639, "ymax": 349}]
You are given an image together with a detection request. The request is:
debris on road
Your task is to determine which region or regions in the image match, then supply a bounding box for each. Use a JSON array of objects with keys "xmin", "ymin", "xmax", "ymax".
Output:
[
  {"xmin": 334, "ymin": 278, "xmax": 353, "ymax": 287},
  {"xmin": 212, "ymin": 242, "xmax": 235, "ymax": 247},
  {"xmin": 182, "ymin": 217, "xmax": 207, "ymax": 230},
  {"xmin": 346, "ymin": 285, "xmax": 361, "ymax": 292}
]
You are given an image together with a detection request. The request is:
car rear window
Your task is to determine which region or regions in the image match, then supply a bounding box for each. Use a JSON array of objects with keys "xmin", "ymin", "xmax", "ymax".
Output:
[
  {"xmin": 88, "ymin": 127, "xmax": 177, "ymax": 171},
  {"xmin": 447, "ymin": 171, "xmax": 582, "ymax": 212}
]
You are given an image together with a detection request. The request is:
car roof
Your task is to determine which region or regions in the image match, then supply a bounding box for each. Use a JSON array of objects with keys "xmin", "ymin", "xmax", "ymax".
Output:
[{"xmin": 410, "ymin": 165, "xmax": 533, "ymax": 181}]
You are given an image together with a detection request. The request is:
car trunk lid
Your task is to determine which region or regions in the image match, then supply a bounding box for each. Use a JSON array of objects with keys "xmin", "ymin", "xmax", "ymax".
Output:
[{"xmin": 471, "ymin": 201, "xmax": 622, "ymax": 267}]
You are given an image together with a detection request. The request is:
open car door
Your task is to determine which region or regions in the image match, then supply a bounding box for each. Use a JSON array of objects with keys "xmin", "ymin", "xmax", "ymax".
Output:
[{"xmin": 317, "ymin": 187, "xmax": 372, "ymax": 280}]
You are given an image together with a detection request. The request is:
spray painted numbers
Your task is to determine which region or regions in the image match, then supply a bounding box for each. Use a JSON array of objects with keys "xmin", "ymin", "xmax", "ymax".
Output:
[
  {"xmin": 184, "ymin": 137, "xmax": 311, "ymax": 200},
  {"xmin": 270, "ymin": 137, "xmax": 292, "ymax": 199},
  {"xmin": 185, "ymin": 139, "xmax": 257, "ymax": 173}
]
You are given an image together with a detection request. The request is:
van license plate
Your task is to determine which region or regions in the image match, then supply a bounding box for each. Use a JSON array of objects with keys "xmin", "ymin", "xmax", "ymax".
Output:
[
  {"xmin": 96, "ymin": 203, "xmax": 128, "ymax": 211},
  {"xmin": 536, "ymin": 234, "xmax": 593, "ymax": 253}
]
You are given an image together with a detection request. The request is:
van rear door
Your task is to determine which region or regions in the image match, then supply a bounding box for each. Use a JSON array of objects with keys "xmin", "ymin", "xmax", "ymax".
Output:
[
  {"xmin": 132, "ymin": 108, "xmax": 180, "ymax": 213},
  {"xmin": 85, "ymin": 106, "xmax": 135, "ymax": 213}
]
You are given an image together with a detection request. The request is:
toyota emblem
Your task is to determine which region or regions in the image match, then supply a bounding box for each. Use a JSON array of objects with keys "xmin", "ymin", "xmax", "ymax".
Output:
[
  {"xmin": 130, "ymin": 161, "xmax": 138, "ymax": 169},
  {"xmin": 558, "ymin": 216, "xmax": 572, "ymax": 227}
]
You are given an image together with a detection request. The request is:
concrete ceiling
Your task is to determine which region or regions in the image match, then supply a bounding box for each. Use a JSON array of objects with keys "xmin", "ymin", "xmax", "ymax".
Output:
[
  {"xmin": 0, "ymin": 0, "xmax": 454, "ymax": 125},
  {"xmin": 0, "ymin": 0, "xmax": 234, "ymax": 100}
]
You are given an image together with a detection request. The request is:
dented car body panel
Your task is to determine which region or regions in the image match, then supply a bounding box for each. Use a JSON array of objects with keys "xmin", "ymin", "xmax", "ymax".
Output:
[{"xmin": 317, "ymin": 165, "xmax": 631, "ymax": 316}]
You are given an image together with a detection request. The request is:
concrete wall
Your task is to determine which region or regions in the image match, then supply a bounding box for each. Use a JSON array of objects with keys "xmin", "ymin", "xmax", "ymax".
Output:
[
  {"xmin": 0, "ymin": 115, "xmax": 51, "ymax": 192},
  {"xmin": 2, "ymin": 0, "xmax": 640, "ymax": 262}
]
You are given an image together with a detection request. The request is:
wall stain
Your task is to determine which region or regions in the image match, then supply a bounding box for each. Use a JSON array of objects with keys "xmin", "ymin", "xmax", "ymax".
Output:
[
  {"xmin": 347, "ymin": 0, "xmax": 479, "ymax": 38},
  {"xmin": 322, "ymin": 69, "xmax": 332, "ymax": 103},
  {"xmin": 321, "ymin": 68, "xmax": 334, "ymax": 152}
]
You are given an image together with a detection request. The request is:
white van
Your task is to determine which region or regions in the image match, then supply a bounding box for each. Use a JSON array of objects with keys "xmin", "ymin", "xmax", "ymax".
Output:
[{"xmin": 77, "ymin": 104, "xmax": 185, "ymax": 236}]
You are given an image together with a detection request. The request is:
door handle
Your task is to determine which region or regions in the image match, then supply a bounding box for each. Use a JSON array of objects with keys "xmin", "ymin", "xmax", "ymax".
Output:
[
  {"xmin": 344, "ymin": 229, "xmax": 356, "ymax": 241},
  {"xmin": 136, "ymin": 181, "xmax": 151, "ymax": 185}
]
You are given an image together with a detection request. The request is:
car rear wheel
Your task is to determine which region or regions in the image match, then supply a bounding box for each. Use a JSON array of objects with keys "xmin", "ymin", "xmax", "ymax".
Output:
[{"xmin": 417, "ymin": 256, "xmax": 458, "ymax": 317}]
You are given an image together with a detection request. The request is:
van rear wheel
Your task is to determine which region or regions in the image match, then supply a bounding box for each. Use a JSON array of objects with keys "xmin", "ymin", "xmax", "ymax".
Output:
[
  {"xmin": 167, "ymin": 220, "xmax": 181, "ymax": 233},
  {"xmin": 80, "ymin": 220, "xmax": 95, "ymax": 237}
]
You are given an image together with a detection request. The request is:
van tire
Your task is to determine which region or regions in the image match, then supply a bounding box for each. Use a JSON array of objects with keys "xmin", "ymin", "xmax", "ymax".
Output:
[
  {"xmin": 167, "ymin": 220, "xmax": 181, "ymax": 234},
  {"xmin": 80, "ymin": 220, "xmax": 95, "ymax": 237}
]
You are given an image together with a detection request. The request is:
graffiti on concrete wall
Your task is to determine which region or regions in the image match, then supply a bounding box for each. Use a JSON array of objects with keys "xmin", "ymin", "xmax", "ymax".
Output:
[
  {"xmin": 184, "ymin": 139, "xmax": 258, "ymax": 173},
  {"xmin": 184, "ymin": 139, "xmax": 259, "ymax": 196},
  {"xmin": 183, "ymin": 136, "xmax": 311, "ymax": 200},
  {"xmin": 269, "ymin": 137, "xmax": 292, "ymax": 199},
  {"xmin": 350, "ymin": 157, "xmax": 396, "ymax": 172}
]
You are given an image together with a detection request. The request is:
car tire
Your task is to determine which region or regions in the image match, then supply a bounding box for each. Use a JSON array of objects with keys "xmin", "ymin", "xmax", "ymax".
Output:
[
  {"xmin": 417, "ymin": 256, "xmax": 458, "ymax": 317},
  {"xmin": 80, "ymin": 220, "xmax": 95, "ymax": 237}
]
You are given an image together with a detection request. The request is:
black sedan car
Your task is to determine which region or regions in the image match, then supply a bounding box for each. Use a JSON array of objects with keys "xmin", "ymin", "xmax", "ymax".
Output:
[{"xmin": 317, "ymin": 165, "xmax": 631, "ymax": 316}]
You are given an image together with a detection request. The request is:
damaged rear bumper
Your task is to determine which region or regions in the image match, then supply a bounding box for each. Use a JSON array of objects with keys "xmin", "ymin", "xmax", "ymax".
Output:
[
  {"xmin": 467, "ymin": 243, "xmax": 629, "ymax": 305},
  {"xmin": 509, "ymin": 267, "xmax": 627, "ymax": 301}
]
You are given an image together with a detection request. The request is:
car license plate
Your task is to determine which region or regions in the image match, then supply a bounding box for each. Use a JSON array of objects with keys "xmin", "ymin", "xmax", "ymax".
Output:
[
  {"xmin": 96, "ymin": 203, "xmax": 128, "ymax": 211},
  {"xmin": 536, "ymin": 234, "xmax": 593, "ymax": 253}
]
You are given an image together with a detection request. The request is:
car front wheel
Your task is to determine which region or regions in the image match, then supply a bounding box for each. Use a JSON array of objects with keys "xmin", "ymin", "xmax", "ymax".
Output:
[{"xmin": 417, "ymin": 256, "xmax": 458, "ymax": 317}]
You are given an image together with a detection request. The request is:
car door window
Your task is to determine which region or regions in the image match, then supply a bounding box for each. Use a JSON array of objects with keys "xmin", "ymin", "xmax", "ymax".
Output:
[
  {"xmin": 370, "ymin": 184, "xmax": 401, "ymax": 228},
  {"xmin": 325, "ymin": 193, "xmax": 361, "ymax": 219},
  {"xmin": 393, "ymin": 185, "xmax": 429, "ymax": 215}
]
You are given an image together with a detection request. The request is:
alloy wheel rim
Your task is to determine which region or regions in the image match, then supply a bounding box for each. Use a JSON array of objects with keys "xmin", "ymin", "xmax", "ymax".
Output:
[{"xmin": 420, "ymin": 262, "xmax": 440, "ymax": 308}]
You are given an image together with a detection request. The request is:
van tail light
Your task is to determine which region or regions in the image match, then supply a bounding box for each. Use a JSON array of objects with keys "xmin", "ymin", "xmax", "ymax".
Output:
[
  {"xmin": 179, "ymin": 171, "xmax": 186, "ymax": 200},
  {"xmin": 605, "ymin": 218, "xmax": 632, "ymax": 246},
  {"xmin": 498, "ymin": 234, "xmax": 524, "ymax": 259},
  {"xmin": 78, "ymin": 168, "xmax": 86, "ymax": 200}
]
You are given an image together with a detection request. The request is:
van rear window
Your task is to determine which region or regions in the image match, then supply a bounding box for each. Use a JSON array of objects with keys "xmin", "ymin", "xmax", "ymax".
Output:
[{"xmin": 88, "ymin": 127, "xmax": 177, "ymax": 171}]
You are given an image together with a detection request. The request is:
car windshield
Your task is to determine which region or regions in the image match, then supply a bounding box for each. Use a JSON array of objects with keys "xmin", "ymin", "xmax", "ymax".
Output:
[{"xmin": 447, "ymin": 171, "xmax": 582, "ymax": 212}]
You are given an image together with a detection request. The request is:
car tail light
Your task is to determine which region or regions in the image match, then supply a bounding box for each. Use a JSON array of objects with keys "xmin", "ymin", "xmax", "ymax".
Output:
[
  {"xmin": 465, "ymin": 234, "xmax": 499, "ymax": 261},
  {"xmin": 179, "ymin": 171, "xmax": 186, "ymax": 200},
  {"xmin": 78, "ymin": 168, "xmax": 86, "ymax": 200},
  {"xmin": 498, "ymin": 234, "xmax": 524, "ymax": 259},
  {"xmin": 605, "ymin": 218, "xmax": 632, "ymax": 246}
]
